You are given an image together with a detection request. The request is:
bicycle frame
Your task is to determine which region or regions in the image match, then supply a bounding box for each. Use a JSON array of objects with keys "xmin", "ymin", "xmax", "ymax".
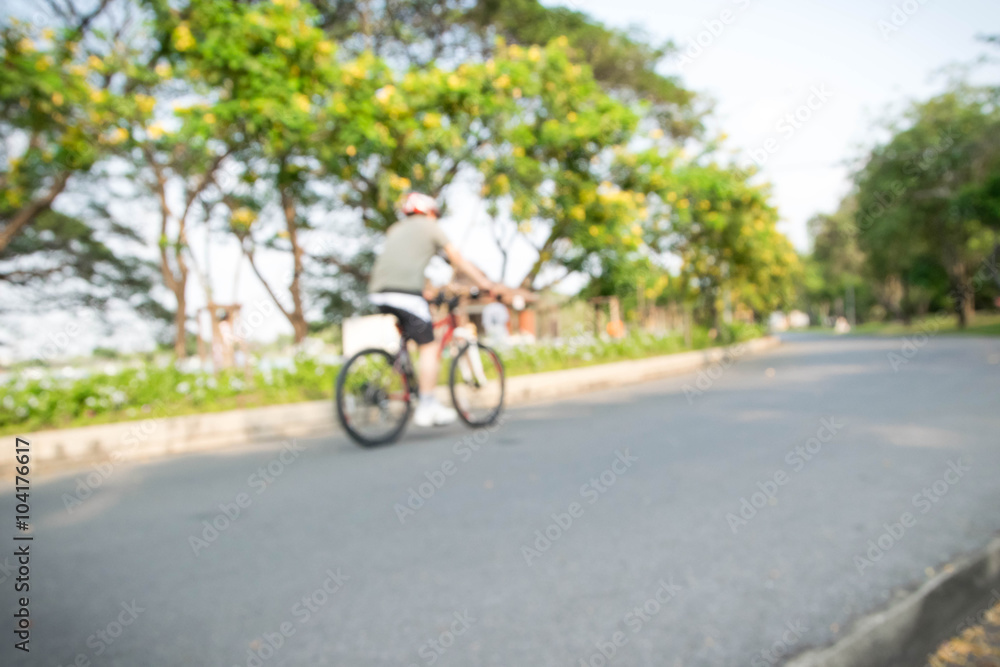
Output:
[{"xmin": 392, "ymin": 297, "xmax": 476, "ymax": 402}]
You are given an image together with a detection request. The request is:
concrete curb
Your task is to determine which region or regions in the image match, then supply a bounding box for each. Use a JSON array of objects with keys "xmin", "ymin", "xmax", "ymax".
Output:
[
  {"xmin": 13, "ymin": 336, "xmax": 780, "ymax": 472},
  {"xmin": 787, "ymin": 535, "xmax": 1000, "ymax": 667}
]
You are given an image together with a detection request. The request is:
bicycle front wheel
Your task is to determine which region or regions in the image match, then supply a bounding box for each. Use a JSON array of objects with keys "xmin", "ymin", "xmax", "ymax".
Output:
[
  {"xmin": 449, "ymin": 342, "xmax": 505, "ymax": 427},
  {"xmin": 336, "ymin": 348, "xmax": 412, "ymax": 447}
]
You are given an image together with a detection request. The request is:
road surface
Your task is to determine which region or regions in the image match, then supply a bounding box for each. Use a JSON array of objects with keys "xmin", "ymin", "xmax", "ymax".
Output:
[{"xmin": 4, "ymin": 334, "xmax": 1000, "ymax": 666}]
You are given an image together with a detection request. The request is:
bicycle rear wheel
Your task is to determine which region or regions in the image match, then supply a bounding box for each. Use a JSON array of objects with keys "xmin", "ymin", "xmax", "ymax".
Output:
[
  {"xmin": 336, "ymin": 348, "xmax": 412, "ymax": 446},
  {"xmin": 449, "ymin": 342, "xmax": 505, "ymax": 427}
]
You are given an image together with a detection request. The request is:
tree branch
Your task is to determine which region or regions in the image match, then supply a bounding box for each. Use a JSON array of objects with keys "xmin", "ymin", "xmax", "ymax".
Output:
[{"xmin": 0, "ymin": 171, "xmax": 71, "ymax": 256}]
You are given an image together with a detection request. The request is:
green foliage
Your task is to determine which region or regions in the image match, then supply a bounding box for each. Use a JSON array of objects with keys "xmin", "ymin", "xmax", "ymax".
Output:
[
  {"xmin": 853, "ymin": 84, "xmax": 1000, "ymax": 325},
  {"xmin": 0, "ymin": 208, "xmax": 167, "ymax": 319},
  {"xmin": 0, "ymin": 357, "xmax": 339, "ymax": 434},
  {"xmin": 0, "ymin": 325, "xmax": 767, "ymax": 434}
]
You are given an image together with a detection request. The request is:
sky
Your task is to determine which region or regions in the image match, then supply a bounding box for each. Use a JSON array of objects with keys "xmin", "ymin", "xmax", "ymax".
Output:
[
  {"xmin": 561, "ymin": 0, "xmax": 1000, "ymax": 249},
  {"xmin": 3, "ymin": 0, "xmax": 1000, "ymax": 361}
]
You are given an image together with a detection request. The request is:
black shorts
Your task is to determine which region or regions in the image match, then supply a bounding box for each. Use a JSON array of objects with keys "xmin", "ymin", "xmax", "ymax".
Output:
[{"xmin": 377, "ymin": 305, "xmax": 435, "ymax": 345}]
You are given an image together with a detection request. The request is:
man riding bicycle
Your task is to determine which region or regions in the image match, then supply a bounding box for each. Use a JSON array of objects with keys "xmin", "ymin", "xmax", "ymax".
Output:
[{"xmin": 368, "ymin": 192, "xmax": 504, "ymax": 427}]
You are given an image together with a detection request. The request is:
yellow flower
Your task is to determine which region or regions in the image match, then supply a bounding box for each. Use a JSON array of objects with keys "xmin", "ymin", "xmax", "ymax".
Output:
[
  {"xmin": 204, "ymin": 113, "xmax": 216, "ymax": 125},
  {"xmin": 155, "ymin": 62, "xmax": 171, "ymax": 78},
  {"xmin": 173, "ymin": 23, "xmax": 195, "ymax": 52},
  {"xmin": 566, "ymin": 111, "xmax": 578, "ymax": 123},
  {"xmin": 107, "ymin": 127, "xmax": 128, "ymax": 144},
  {"xmin": 678, "ymin": 198, "xmax": 690, "ymax": 209},
  {"xmin": 275, "ymin": 35, "xmax": 293, "ymax": 50},
  {"xmin": 35, "ymin": 57, "xmax": 50, "ymax": 72},
  {"xmin": 666, "ymin": 192, "xmax": 677, "ymax": 203},
  {"xmin": 589, "ymin": 225, "xmax": 599, "ymax": 237},
  {"xmin": 317, "ymin": 40, "xmax": 333, "ymax": 54},
  {"xmin": 147, "ymin": 123, "xmax": 165, "ymax": 140},
  {"xmin": 631, "ymin": 224, "xmax": 642, "ymax": 236},
  {"xmin": 570, "ymin": 205, "xmax": 586, "ymax": 221},
  {"xmin": 555, "ymin": 35, "xmax": 569, "ymax": 48},
  {"xmin": 51, "ymin": 92, "xmax": 64, "ymax": 106},
  {"xmin": 650, "ymin": 128, "xmax": 664, "ymax": 139},
  {"xmin": 346, "ymin": 145, "xmax": 357, "ymax": 157},
  {"xmin": 292, "ymin": 93, "xmax": 310, "ymax": 112},
  {"xmin": 512, "ymin": 87, "xmax": 522, "ymax": 99},
  {"xmin": 422, "ymin": 112, "xmax": 441, "ymax": 129},
  {"xmin": 528, "ymin": 45, "xmax": 542, "ymax": 62},
  {"xmin": 699, "ymin": 200, "xmax": 711, "ymax": 211},
  {"xmin": 41, "ymin": 28, "xmax": 55, "ymax": 41},
  {"xmin": 375, "ymin": 85, "xmax": 394, "ymax": 104},
  {"xmin": 513, "ymin": 146, "xmax": 525, "ymax": 158},
  {"xmin": 447, "ymin": 74, "xmax": 461, "ymax": 89},
  {"xmin": 231, "ymin": 207, "xmax": 256, "ymax": 228},
  {"xmin": 494, "ymin": 74, "xmax": 511, "ymax": 89},
  {"xmin": 135, "ymin": 94, "xmax": 156, "ymax": 114},
  {"xmin": 16, "ymin": 38, "xmax": 34, "ymax": 52}
]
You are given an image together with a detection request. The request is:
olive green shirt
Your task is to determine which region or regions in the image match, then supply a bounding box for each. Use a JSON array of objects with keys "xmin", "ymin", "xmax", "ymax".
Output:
[{"xmin": 368, "ymin": 215, "xmax": 450, "ymax": 294}]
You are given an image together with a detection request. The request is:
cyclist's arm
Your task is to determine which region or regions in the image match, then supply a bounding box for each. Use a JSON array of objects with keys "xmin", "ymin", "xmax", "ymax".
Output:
[{"xmin": 443, "ymin": 243, "xmax": 495, "ymax": 292}]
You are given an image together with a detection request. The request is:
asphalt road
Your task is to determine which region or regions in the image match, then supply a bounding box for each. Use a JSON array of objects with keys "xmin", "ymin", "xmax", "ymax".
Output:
[{"xmin": 4, "ymin": 334, "xmax": 1000, "ymax": 667}]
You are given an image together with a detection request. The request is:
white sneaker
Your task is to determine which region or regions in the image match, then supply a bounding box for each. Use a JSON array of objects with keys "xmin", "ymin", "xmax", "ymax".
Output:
[{"xmin": 413, "ymin": 401, "xmax": 458, "ymax": 427}]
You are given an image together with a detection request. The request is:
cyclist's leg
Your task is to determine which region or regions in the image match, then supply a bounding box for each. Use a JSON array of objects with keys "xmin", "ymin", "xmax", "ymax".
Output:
[
  {"xmin": 373, "ymin": 300, "xmax": 455, "ymax": 426},
  {"xmin": 417, "ymin": 340, "xmax": 440, "ymax": 396},
  {"xmin": 412, "ymin": 326, "xmax": 456, "ymax": 426}
]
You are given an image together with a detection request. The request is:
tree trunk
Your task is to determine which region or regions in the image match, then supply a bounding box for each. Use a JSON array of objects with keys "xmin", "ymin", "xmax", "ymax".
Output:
[
  {"xmin": 173, "ymin": 288, "xmax": 187, "ymax": 357},
  {"xmin": 280, "ymin": 183, "xmax": 308, "ymax": 344},
  {"xmin": 901, "ymin": 279, "xmax": 912, "ymax": 325},
  {"xmin": 949, "ymin": 261, "xmax": 974, "ymax": 329}
]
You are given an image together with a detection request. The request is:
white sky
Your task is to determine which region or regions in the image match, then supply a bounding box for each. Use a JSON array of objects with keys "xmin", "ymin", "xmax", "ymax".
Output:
[
  {"xmin": 3, "ymin": 0, "xmax": 1000, "ymax": 361},
  {"xmin": 564, "ymin": 0, "xmax": 1000, "ymax": 248}
]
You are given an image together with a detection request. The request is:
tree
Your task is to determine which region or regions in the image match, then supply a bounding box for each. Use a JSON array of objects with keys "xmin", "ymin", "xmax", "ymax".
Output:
[
  {"xmin": 0, "ymin": 208, "xmax": 167, "ymax": 322},
  {"xmin": 854, "ymin": 85, "xmax": 1000, "ymax": 327},
  {"xmin": 0, "ymin": 8, "xmax": 125, "ymax": 254}
]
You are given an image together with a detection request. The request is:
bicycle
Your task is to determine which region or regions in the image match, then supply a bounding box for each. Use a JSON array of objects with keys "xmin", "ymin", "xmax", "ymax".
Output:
[{"xmin": 335, "ymin": 288, "xmax": 506, "ymax": 447}]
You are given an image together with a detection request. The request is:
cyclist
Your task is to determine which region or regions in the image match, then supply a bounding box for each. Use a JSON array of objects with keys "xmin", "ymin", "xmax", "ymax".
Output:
[{"xmin": 368, "ymin": 192, "xmax": 502, "ymax": 427}]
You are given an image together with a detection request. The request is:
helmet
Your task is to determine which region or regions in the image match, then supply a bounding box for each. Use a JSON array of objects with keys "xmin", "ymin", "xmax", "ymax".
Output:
[{"xmin": 401, "ymin": 192, "xmax": 439, "ymax": 217}]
